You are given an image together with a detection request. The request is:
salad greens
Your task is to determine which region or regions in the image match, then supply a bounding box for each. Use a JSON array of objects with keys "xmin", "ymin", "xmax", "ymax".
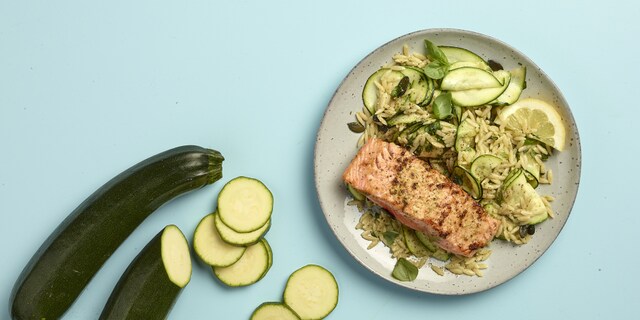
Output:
[{"xmin": 392, "ymin": 258, "xmax": 418, "ymax": 281}]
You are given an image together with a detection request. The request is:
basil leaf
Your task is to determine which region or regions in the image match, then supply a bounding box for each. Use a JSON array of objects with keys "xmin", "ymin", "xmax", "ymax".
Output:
[
  {"xmin": 424, "ymin": 39, "xmax": 449, "ymax": 65},
  {"xmin": 382, "ymin": 231, "xmax": 399, "ymax": 246},
  {"xmin": 392, "ymin": 258, "xmax": 418, "ymax": 281},
  {"xmin": 424, "ymin": 60, "xmax": 447, "ymax": 80},
  {"xmin": 433, "ymin": 92, "xmax": 453, "ymax": 120}
]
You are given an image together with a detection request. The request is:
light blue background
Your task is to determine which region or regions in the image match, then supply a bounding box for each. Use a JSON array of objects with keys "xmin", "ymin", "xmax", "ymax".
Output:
[{"xmin": 1, "ymin": 1, "xmax": 636, "ymax": 319}]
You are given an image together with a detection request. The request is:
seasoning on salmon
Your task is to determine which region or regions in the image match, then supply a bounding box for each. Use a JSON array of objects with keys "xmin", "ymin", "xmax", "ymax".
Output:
[{"xmin": 343, "ymin": 138, "xmax": 500, "ymax": 257}]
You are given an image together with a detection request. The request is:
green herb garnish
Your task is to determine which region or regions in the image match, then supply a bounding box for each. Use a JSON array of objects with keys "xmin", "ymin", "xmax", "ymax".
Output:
[
  {"xmin": 423, "ymin": 40, "xmax": 449, "ymax": 80},
  {"xmin": 382, "ymin": 231, "xmax": 399, "ymax": 246},
  {"xmin": 424, "ymin": 60, "xmax": 447, "ymax": 80},
  {"xmin": 426, "ymin": 121, "xmax": 442, "ymax": 135},
  {"xmin": 392, "ymin": 258, "xmax": 418, "ymax": 281},
  {"xmin": 424, "ymin": 39, "xmax": 449, "ymax": 65},
  {"xmin": 433, "ymin": 92, "xmax": 453, "ymax": 120}
]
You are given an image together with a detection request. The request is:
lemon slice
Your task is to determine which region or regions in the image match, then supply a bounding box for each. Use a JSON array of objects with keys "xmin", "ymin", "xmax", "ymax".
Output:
[{"xmin": 497, "ymin": 98, "xmax": 566, "ymax": 151}]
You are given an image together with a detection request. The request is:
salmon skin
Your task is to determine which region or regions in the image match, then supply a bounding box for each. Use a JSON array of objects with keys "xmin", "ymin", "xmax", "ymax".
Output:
[{"xmin": 343, "ymin": 138, "xmax": 499, "ymax": 257}]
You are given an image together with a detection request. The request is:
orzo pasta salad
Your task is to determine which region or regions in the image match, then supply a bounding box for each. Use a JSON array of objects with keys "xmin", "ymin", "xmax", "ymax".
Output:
[{"xmin": 345, "ymin": 39, "xmax": 566, "ymax": 279}]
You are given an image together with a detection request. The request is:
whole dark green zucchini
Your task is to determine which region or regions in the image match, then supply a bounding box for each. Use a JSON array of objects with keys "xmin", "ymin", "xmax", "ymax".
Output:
[
  {"xmin": 10, "ymin": 145, "xmax": 223, "ymax": 320},
  {"xmin": 99, "ymin": 225, "xmax": 192, "ymax": 320}
]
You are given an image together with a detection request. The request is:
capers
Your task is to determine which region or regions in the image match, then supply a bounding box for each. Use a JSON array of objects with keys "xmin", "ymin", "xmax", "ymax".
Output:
[
  {"xmin": 519, "ymin": 224, "xmax": 536, "ymax": 238},
  {"xmin": 347, "ymin": 122, "xmax": 365, "ymax": 133}
]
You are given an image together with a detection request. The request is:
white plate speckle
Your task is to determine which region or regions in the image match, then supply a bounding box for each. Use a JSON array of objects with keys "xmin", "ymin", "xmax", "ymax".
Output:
[{"xmin": 314, "ymin": 28, "xmax": 581, "ymax": 295}]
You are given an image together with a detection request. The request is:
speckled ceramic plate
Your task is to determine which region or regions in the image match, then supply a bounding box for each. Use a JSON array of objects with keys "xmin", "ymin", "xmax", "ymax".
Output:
[{"xmin": 314, "ymin": 28, "xmax": 581, "ymax": 295}]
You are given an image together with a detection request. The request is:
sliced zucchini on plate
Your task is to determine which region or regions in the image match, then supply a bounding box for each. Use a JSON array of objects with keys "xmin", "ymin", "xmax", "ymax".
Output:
[
  {"xmin": 492, "ymin": 66, "xmax": 527, "ymax": 105},
  {"xmin": 402, "ymin": 226, "xmax": 431, "ymax": 257},
  {"xmin": 454, "ymin": 117, "xmax": 477, "ymax": 155},
  {"xmin": 440, "ymin": 46, "xmax": 490, "ymax": 69},
  {"xmin": 470, "ymin": 154, "xmax": 503, "ymax": 182},
  {"xmin": 452, "ymin": 166, "xmax": 483, "ymax": 200},
  {"xmin": 415, "ymin": 231, "xmax": 452, "ymax": 261},
  {"xmin": 520, "ymin": 151, "xmax": 541, "ymax": 188},
  {"xmin": 449, "ymin": 61, "xmax": 492, "ymax": 72},
  {"xmin": 362, "ymin": 68, "xmax": 404, "ymax": 114},
  {"xmin": 441, "ymin": 67, "xmax": 503, "ymax": 91},
  {"xmin": 500, "ymin": 170, "xmax": 548, "ymax": 224},
  {"xmin": 363, "ymin": 67, "xmax": 435, "ymax": 115},
  {"xmin": 450, "ymin": 70, "xmax": 511, "ymax": 107},
  {"xmin": 502, "ymin": 168, "xmax": 524, "ymax": 190},
  {"xmin": 399, "ymin": 67, "xmax": 432, "ymax": 105},
  {"xmin": 347, "ymin": 184, "xmax": 365, "ymax": 201},
  {"xmin": 387, "ymin": 113, "xmax": 424, "ymax": 126}
]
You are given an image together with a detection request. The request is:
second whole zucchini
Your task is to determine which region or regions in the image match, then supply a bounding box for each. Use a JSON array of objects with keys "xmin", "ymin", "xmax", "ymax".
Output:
[
  {"xmin": 99, "ymin": 225, "xmax": 192, "ymax": 320},
  {"xmin": 10, "ymin": 145, "xmax": 224, "ymax": 320}
]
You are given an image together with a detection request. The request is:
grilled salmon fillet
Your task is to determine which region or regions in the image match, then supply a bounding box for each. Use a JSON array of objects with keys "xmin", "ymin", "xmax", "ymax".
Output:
[{"xmin": 343, "ymin": 138, "xmax": 499, "ymax": 257}]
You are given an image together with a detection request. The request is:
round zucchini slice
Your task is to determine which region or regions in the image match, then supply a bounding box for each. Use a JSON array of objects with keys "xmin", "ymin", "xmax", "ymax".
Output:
[
  {"xmin": 283, "ymin": 265, "xmax": 338, "ymax": 320},
  {"xmin": 218, "ymin": 176, "xmax": 273, "ymax": 233},
  {"xmin": 213, "ymin": 239, "xmax": 271, "ymax": 287},
  {"xmin": 193, "ymin": 213, "xmax": 245, "ymax": 267},
  {"xmin": 214, "ymin": 213, "xmax": 270, "ymax": 246},
  {"xmin": 251, "ymin": 302, "xmax": 300, "ymax": 320}
]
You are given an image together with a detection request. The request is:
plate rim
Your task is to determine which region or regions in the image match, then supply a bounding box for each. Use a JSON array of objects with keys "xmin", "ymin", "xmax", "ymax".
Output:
[{"xmin": 314, "ymin": 28, "xmax": 582, "ymax": 295}]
